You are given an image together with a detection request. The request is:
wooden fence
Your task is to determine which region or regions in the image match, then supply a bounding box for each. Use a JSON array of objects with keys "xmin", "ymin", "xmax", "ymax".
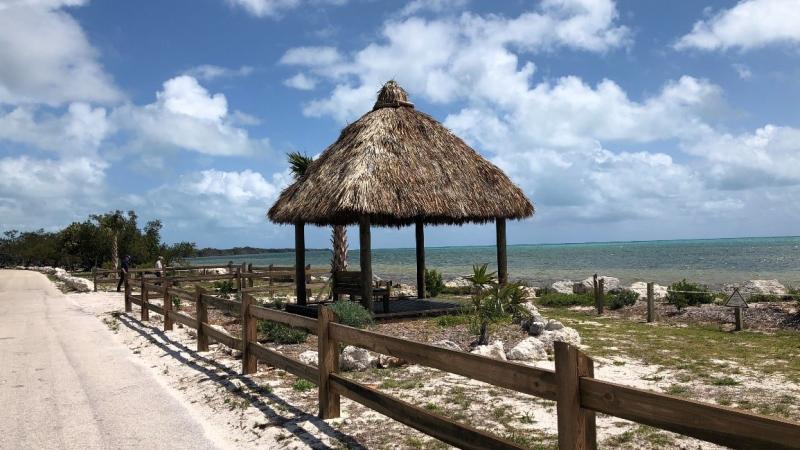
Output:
[{"xmin": 122, "ymin": 275, "xmax": 800, "ymax": 450}]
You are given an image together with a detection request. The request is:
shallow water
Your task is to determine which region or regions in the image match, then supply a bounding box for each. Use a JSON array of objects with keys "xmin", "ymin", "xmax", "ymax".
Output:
[{"xmin": 190, "ymin": 236, "xmax": 800, "ymax": 288}]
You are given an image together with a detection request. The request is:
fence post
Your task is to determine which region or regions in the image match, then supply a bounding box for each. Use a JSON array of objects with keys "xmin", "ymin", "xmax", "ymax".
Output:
[
  {"xmin": 163, "ymin": 280, "xmax": 173, "ymax": 331},
  {"xmin": 318, "ymin": 305, "xmax": 340, "ymax": 419},
  {"xmin": 195, "ymin": 285, "xmax": 208, "ymax": 351},
  {"xmin": 593, "ymin": 275, "xmax": 604, "ymax": 315},
  {"xmin": 734, "ymin": 307, "xmax": 744, "ymax": 331},
  {"xmin": 140, "ymin": 276, "xmax": 149, "ymax": 321},
  {"xmin": 647, "ymin": 282, "xmax": 655, "ymax": 323},
  {"xmin": 124, "ymin": 272, "xmax": 132, "ymax": 312},
  {"xmin": 555, "ymin": 342, "xmax": 597, "ymax": 450},
  {"xmin": 92, "ymin": 267, "xmax": 97, "ymax": 292},
  {"xmin": 241, "ymin": 292, "xmax": 257, "ymax": 374},
  {"xmin": 247, "ymin": 263, "xmax": 254, "ymax": 288},
  {"xmin": 268, "ymin": 264, "xmax": 274, "ymax": 298}
]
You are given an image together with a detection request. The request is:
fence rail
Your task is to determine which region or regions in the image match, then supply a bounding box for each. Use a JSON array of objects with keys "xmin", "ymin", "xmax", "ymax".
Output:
[{"xmin": 122, "ymin": 274, "xmax": 800, "ymax": 450}]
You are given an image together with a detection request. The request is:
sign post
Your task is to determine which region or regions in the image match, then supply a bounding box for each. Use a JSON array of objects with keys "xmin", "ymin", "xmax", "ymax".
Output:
[{"xmin": 724, "ymin": 287, "xmax": 748, "ymax": 331}]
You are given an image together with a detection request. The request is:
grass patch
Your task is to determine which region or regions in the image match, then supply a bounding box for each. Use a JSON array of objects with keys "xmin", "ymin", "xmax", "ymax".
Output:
[
  {"xmin": 435, "ymin": 314, "xmax": 470, "ymax": 327},
  {"xmin": 380, "ymin": 377, "xmax": 424, "ymax": 390},
  {"xmin": 710, "ymin": 376, "xmax": 740, "ymax": 386},
  {"xmin": 292, "ymin": 378, "xmax": 315, "ymax": 392}
]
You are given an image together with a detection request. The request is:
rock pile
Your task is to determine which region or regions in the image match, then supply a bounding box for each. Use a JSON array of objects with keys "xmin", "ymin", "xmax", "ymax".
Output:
[
  {"xmin": 22, "ymin": 266, "xmax": 93, "ymax": 292},
  {"xmin": 629, "ymin": 281, "xmax": 668, "ymax": 299},
  {"xmin": 724, "ymin": 280, "xmax": 787, "ymax": 296}
]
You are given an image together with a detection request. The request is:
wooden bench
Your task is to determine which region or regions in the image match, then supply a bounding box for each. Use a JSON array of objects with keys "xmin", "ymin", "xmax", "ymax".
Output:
[{"xmin": 332, "ymin": 271, "xmax": 392, "ymax": 313}]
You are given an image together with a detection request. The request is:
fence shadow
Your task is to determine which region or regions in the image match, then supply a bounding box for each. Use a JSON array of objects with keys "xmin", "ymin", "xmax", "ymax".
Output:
[{"xmin": 115, "ymin": 313, "xmax": 364, "ymax": 450}]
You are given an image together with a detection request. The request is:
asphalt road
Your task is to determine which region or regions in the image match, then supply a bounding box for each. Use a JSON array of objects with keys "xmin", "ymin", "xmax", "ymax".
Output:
[{"xmin": 0, "ymin": 270, "xmax": 221, "ymax": 449}]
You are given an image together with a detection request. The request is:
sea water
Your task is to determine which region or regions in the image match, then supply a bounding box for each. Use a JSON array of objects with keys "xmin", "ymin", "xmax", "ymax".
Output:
[{"xmin": 189, "ymin": 236, "xmax": 800, "ymax": 289}]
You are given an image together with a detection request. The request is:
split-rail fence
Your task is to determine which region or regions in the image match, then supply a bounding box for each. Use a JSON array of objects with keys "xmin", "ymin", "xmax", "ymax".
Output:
[{"xmin": 120, "ymin": 271, "xmax": 800, "ymax": 450}]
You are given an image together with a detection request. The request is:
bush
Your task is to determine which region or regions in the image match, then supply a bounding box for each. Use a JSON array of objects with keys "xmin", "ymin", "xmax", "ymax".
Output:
[
  {"xmin": 608, "ymin": 289, "xmax": 639, "ymax": 310},
  {"xmin": 425, "ymin": 268, "xmax": 444, "ymax": 297},
  {"xmin": 257, "ymin": 321, "xmax": 308, "ymax": 344},
  {"xmin": 536, "ymin": 293, "xmax": 595, "ymax": 307},
  {"xmin": 213, "ymin": 280, "xmax": 234, "ymax": 299},
  {"xmin": 666, "ymin": 279, "xmax": 713, "ymax": 311},
  {"xmin": 329, "ymin": 301, "xmax": 373, "ymax": 328},
  {"xmin": 292, "ymin": 378, "xmax": 315, "ymax": 392},
  {"xmin": 172, "ymin": 296, "xmax": 181, "ymax": 310},
  {"xmin": 435, "ymin": 314, "xmax": 470, "ymax": 327}
]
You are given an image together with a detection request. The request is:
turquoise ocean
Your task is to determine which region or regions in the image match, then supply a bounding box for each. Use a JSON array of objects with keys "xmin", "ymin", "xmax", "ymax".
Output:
[{"xmin": 190, "ymin": 236, "xmax": 800, "ymax": 289}]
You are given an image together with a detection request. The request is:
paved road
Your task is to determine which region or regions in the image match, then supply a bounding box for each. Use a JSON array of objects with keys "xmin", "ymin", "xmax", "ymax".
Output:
[{"xmin": 0, "ymin": 270, "xmax": 221, "ymax": 450}]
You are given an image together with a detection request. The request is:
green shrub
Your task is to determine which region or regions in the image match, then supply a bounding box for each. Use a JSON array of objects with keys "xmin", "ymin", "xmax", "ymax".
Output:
[
  {"xmin": 172, "ymin": 296, "xmax": 181, "ymax": 310},
  {"xmin": 536, "ymin": 293, "xmax": 595, "ymax": 307},
  {"xmin": 435, "ymin": 314, "xmax": 469, "ymax": 327},
  {"xmin": 749, "ymin": 294, "xmax": 779, "ymax": 303},
  {"xmin": 441, "ymin": 285, "xmax": 472, "ymax": 295},
  {"xmin": 424, "ymin": 268, "xmax": 444, "ymax": 297},
  {"xmin": 292, "ymin": 378, "xmax": 315, "ymax": 392},
  {"xmin": 329, "ymin": 301, "xmax": 373, "ymax": 328},
  {"xmin": 608, "ymin": 289, "xmax": 639, "ymax": 310},
  {"xmin": 667, "ymin": 279, "xmax": 713, "ymax": 311},
  {"xmin": 257, "ymin": 321, "xmax": 308, "ymax": 344},
  {"xmin": 213, "ymin": 280, "xmax": 234, "ymax": 299}
]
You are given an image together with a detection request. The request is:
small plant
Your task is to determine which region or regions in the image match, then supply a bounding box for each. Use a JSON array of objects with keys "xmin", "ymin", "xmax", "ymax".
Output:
[
  {"xmin": 172, "ymin": 296, "xmax": 181, "ymax": 310},
  {"xmin": 424, "ymin": 268, "xmax": 444, "ymax": 297},
  {"xmin": 536, "ymin": 292, "xmax": 596, "ymax": 307},
  {"xmin": 711, "ymin": 376, "xmax": 740, "ymax": 386},
  {"xmin": 213, "ymin": 280, "xmax": 234, "ymax": 299},
  {"xmin": 435, "ymin": 314, "xmax": 469, "ymax": 327},
  {"xmin": 329, "ymin": 301, "xmax": 373, "ymax": 328},
  {"xmin": 608, "ymin": 289, "xmax": 639, "ymax": 310},
  {"xmin": 292, "ymin": 378, "xmax": 315, "ymax": 392},
  {"xmin": 257, "ymin": 321, "xmax": 308, "ymax": 344},
  {"xmin": 667, "ymin": 279, "xmax": 713, "ymax": 311},
  {"xmin": 466, "ymin": 264, "xmax": 529, "ymax": 346}
]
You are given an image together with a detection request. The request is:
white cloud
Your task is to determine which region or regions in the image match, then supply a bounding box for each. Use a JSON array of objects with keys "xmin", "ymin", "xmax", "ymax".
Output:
[
  {"xmin": 0, "ymin": 0, "xmax": 121, "ymax": 105},
  {"xmin": 284, "ymin": 73, "xmax": 317, "ymax": 90},
  {"xmin": 733, "ymin": 63, "xmax": 752, "ymax": 79},
  {"xmin": 112, "ymin": 76, "xmax": 269, "ymax": 156},
  {"xmin": 0, "ymin": 155, "xmax": 108, "ymax": 229},
  {"xmin": 224, "ymin": 0, "xmax": 347, "ymax": 18},
  {"xmin": 675, "ymin": 0, "xmax": 800, "ymax": 51},
  {"xmin": 0, "ymin": 102, "xmax": 110, "ymax": 154},
  {"xmin": 398, "ymin": 0, "xmax": 470, "ymax": 17},
  {"xmin": 146, "ymin": 169, "xmax": 291, "ymax": 228},
  {"xmin": 282, "ymin": 1, "xmax": 630, "ymax": 121},
  {"xmin": 184, "ymin": 64, "xmax": 254, "ymax": 81}
]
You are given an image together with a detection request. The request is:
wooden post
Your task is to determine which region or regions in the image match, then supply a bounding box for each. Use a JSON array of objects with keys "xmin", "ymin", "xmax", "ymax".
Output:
[
  {"xmin": 124, "ymin": 272, "xmax": 132, "ymax": 312},
  {"xmin": 268, "ymin": 264, "xmax": 274, "ymax": 299},
  {"xmin": 734, "ymin": 307, "xmax": 744, "ymax": 331},
  {"xmin": 241, "ymin": 292, "xmax": 257, "ymax": 374},
  {"xmin": 247, "ymin": 263, "xmax": 254, "ymax": 288},
  {"xmin": 359, "ymin": 215, "xmax": 373, "ymax": 314},
  {"xmin": 593, "ymin": 275, "xmax": 604, "ymax": 315},
  {"xmin": 646, "ymin": 282, "xmax": 655, "ymax": 323},
  {"xmin": 555, "ymin": 342, "xmax": 597, "ymax": 450},
  {"xmin": 415, "ymin": 219, "xmax": 425, "ymax": 299},
  {"xmin": 163, "ymin": 280, "xmax": 173, "ymax": 331},
  {"xmin": 318, "ymin": 305, "xmax": 340, "ymax": 418},
  {"xmin": 195, "ymin": 286, "xmax": 208, "ymax": 351},
  {"xmin": 295, "ymin": 223, "xmax": 307, "ymax": 305},
  {"xmin": 140, "ymin": 276, "xmax": 149, "ymax": 321},
  {"xmin": 92, "ymin": 267, "xmax": 97, "ymax": 292},
  {"xmin": 496, "ymin": 218, "xmax": 507, "ymax": 287}
]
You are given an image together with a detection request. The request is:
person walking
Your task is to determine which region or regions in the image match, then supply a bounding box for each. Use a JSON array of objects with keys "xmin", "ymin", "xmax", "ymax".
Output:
[
  {"xmin": 154, "ymin": 256, "xmax": 165, "ymax": 284},
  {"xmin": 116, "ymin": 255, "xmax": 131, "ymax": 292}
]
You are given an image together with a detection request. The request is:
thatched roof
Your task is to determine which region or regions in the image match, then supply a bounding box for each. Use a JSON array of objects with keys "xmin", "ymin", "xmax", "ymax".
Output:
[{"xmin": 268, "ymin": 81, "xmax": 534, "ymax": 227}]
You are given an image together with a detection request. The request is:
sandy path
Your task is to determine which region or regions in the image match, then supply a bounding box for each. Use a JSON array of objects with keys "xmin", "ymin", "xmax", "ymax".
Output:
[{"xmin": 0, "ymin": 270, "xmax": 227, "ymax": 450}]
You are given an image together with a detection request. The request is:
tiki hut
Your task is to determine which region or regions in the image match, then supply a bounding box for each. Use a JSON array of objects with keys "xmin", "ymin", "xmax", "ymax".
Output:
[{"xmin": 269, "ymin": 81, "xmax": 533, "ymax": 311}]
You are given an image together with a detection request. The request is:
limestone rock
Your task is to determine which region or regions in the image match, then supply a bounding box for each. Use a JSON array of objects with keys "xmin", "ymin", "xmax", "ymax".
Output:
[
  {"xmin": 444, "ymin": 277, "xmax": 471, "ymax": 289},
  {"xmin": 579, "ymin": 275, "xmax": 620, "ymax": 293},
  {"xmin": 470, "ymin": 340, "xmax": 506, "ymax": 361},
  {"xmin": 507, "ymin": 337, "xmax": 547, "ymax": 361},
  {"xmin": 339, "ymin": 346, "xmax": 377, "ymax": 371},
  {"xmin": 550, "ymin": 280, "xmax": 574, "ymax": 294},
  {"xmin": 544, "ymin": 319, "xmax": 564, "ymax": 331},
  {"xmin": 432, "ymin": 340, "xmax": 462, "ymax": 352},
  {"xmin": 299, "ymin": 350, "xmax": 318, "ymax": 367},
  {"xmin": 724, "ymin": 280, "xmax": 787, "ymax": 296},
  {"xmin": 538, "ymin": 327, "xmax": 581, "ymax": 354},
  {"xmin": 629, "ymin": 282, "xmax": 668, "ymax": 300}
]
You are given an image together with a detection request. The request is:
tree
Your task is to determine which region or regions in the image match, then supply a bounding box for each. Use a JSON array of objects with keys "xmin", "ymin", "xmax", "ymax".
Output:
[
  {"xmin": 287, "ymin": 151, "xmax": 349, "ymax": 273},
  {"xmin": 92, "ymin": 210, "xmax": 126, "ymax": 271},
  {"xmin": 467, "ymin": 264, "xmax": 528, "ymax": 346}
]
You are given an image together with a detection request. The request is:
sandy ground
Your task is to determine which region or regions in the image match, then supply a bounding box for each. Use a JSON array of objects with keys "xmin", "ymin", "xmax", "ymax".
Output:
[
  {"xmin": 0, "ymin": 270, "xmax": 226, "ymax": 450},
  {"xmin": 47, "ymin": 278, "xmax": 751, "ymax": 449}
]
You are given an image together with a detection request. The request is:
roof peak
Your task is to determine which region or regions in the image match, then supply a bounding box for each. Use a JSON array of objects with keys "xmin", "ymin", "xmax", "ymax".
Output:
[{"xmin": 373, "ymin": 80, "xmax": 415, "ymax": 110}]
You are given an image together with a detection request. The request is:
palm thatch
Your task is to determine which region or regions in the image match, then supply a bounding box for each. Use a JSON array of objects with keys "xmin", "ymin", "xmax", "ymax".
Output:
[{"xmin": 268, "ymin": 81, "xmax": 534, "ymax": 227}]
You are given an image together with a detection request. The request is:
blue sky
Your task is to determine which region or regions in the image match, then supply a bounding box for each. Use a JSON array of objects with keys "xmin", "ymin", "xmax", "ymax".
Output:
[{"xmin": 1, "ymin": 0, "xmax": 799, "ymax": 249}]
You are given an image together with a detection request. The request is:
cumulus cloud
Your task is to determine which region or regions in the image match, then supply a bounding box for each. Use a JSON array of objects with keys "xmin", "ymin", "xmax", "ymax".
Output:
[
  {"xmin": 0, "ymin": 0, "xmax": 121, "ymax": 105},
  {"xmin": 224, "ymin": 0, "xmax": 347, "ymax": 18},
  {"xmin": 184, "ymin": 64, "xmax": 254, "ymax": 81},
  {"xmin": 675, "ymin": 0, "xmax": 800, "ymax": 51},
  {"xmin": 398, "ymin": 0, "xmax": 470, "ymax": 17},
  {"xmin": 283, "ymin": 73, "xmax": 317, "ymax": 90},
  {"xmin": 0, "ymin": 102, "xmax": 110, "ymax": 154},
  {"xmin": 112, "ymin": 76, "xmax": 269, "ymax": 156}
]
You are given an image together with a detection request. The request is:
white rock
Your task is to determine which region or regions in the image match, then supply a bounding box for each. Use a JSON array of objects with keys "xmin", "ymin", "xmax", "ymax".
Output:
[
  {"xmin": 550, "ymin": 280, "xmax": 574, "ymax": 294},
  {"xmin": 470, "ymin": 340, "xmax": 506, "ymax": 361},
  {"xmin": 724, "ymin": 280, "xmax": 787, "ymax": 296},
  {"xmin": 580, "ymin": 275, "xmax": 620, "ymax": 292},
  {"xmin": 393, "ymin": 284, "xmax": 417, "ymax": 297},
  {"xmin": 339, "ymin": 346, "xmax": 377, "ymax": 371},
  {"xmin": 629, "ymin": 282, "xmax": 668, "ymax": 300},
  {"xmin": 520, "ymin": 286, "xmax": 538, "ymax": 299},
  {"xmin": 444, "ymin": 277, "xmax": 471, "ymax": 288},
  {"xmin": 545, "ymin": 319, "xmax": 564, "ymax": 331},
  {"xmin": 538, "ymin": 327, "xmax": 581, "ymax": 354},
  {"xmin": 377, "ymin": 354, "xmax": 407, "ymax": 368},
  {"xmin": 519, "ymin": 302, "xmax": 543, "ymax": 321},
  {"xmin": 507, "ymin": 337, "xmax": 547, "ymax": 361},
  {"xmin": 299, "ymin": 350, "xmax": 318, "ymax": 367},
  {"xmin": 432, "ymin": 340, "xmax": 462, "ymax": 352}
]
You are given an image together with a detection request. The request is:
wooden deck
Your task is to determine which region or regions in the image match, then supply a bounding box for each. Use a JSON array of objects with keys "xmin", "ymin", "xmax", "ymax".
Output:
[{"xmin": 286, "ymin": 298, "xmax": 463, "ymax": 320}]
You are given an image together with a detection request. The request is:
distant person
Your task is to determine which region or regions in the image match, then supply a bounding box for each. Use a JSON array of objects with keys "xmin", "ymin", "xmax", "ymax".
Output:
[
  {"xmin": 155, "ymin": 256, "xmax": 165, "ymax": 283},
  {"xmin": 117, "ymin": 255, "xmax": 132, "ymax": 292}
]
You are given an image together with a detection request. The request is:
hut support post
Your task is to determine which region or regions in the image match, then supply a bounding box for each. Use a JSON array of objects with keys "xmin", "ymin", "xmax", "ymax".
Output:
[
  {"xmin": 295, "ymin": 223, "xmax": 307, "ymax": 306},
  {"xmin": 496, "ymin": 218, "xmax": 507, "ymax": 286},
  {"xmin": 359, "ymin": 216, "xmax": 373, "ymax": 314},
  {"xmin": 415, "ymin": 220, "xmax": 425, "ymax": 299}
]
